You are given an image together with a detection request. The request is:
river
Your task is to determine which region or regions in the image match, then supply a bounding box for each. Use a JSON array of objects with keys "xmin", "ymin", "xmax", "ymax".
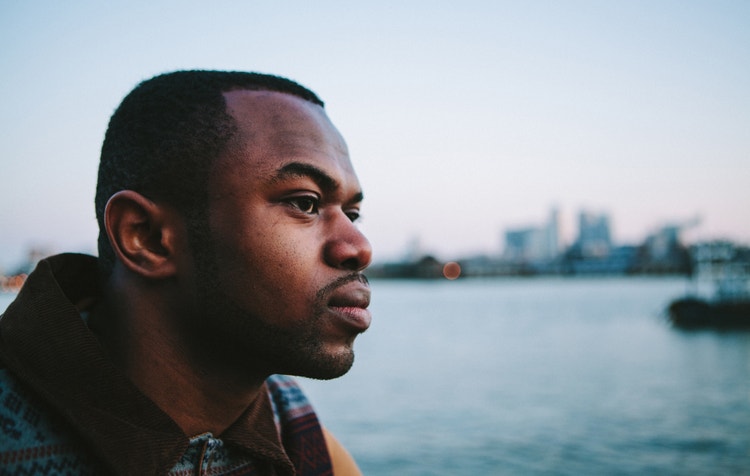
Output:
[{"xmin": 301, "ymin": 277, "xmax": 750, "ymax": 475}]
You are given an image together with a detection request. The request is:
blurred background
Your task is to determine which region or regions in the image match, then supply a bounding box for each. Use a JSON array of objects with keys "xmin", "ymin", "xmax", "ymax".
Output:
[{"xmin": 2, "ymin": 1, "xmax": 749, "ymax": 474}]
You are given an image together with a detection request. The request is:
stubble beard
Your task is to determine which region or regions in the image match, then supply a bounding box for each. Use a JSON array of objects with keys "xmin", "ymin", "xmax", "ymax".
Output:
[{"xmin": 189, "ymin": 239, "xmax": 356, "ymax": 382}]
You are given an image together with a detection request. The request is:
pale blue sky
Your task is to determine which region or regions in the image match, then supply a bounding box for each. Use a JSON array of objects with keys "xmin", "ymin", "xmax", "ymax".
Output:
[{"xmin": 1, "ymin": 1, "xmax": 748, "ymax": 270}]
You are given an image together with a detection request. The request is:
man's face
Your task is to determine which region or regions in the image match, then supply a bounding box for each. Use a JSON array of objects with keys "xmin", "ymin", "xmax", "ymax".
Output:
[{"xmin": 189, "ymin": 90, "xmax": 372, "ymax": 381}]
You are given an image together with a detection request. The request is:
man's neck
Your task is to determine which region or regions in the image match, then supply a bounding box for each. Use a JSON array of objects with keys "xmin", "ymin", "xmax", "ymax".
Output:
[{"xmin": 90, "ymin": 291, "xmax": 267, "ymax": 437}]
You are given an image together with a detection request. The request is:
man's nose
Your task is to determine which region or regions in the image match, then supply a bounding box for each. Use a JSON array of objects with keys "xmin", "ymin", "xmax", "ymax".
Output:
[{"xmin": 324, "ymin": 213, "xmax": 373, "ymax": 271}]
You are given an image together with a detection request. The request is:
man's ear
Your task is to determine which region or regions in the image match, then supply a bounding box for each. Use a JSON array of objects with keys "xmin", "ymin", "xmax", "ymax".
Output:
[{"xmin": 104, "ymin": 190, "xmax": 183, "ymax": 279}]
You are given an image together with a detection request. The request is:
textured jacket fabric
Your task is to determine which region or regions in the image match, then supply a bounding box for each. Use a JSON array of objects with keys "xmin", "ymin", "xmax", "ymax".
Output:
[{"xmin": 0, "ymin": 254, "xmax": 332, "ymax": 475}]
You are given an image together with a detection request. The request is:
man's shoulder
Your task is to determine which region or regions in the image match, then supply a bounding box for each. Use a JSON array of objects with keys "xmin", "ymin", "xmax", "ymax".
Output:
[
  {"xmin": 266, "ymin": 374, "xmax": 316, "ymax": 420},
  {"xmin": 265, "ymin": 375, "xmax": 335, "ymax": 474},
  {"xmin": 0, "ymin": 369, "xmax": 102, "ymax": 474}
]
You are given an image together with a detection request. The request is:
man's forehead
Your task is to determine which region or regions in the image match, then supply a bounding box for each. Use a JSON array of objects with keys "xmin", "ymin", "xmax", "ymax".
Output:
[
  {"xmin": 213, "ymin": 89, "xmax": 359, "ymax": 193},
  {"xmin": 222, "ymin": 89, "xmax": 325, "ymax": 125},
  {"xmin": 222, "ymin": 89, "xmax": 347, "ymax": 160}
]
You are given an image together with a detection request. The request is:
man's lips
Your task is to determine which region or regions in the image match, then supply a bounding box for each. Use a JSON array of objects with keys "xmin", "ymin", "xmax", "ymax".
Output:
[{"xmin": 327, "ymin": 282, "xmax": 371, "ymax": 332}]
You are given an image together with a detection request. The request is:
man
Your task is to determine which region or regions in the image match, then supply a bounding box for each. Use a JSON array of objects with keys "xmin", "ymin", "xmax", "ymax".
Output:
[{"xmin": 0, "ymin": 71, "xmax": 372, "ymax": 475}]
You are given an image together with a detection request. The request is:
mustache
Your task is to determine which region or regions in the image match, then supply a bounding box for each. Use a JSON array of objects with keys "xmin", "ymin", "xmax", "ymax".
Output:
[{"xmin": 316, "ymin": 273, "xmax": 369, "ymax": 301}]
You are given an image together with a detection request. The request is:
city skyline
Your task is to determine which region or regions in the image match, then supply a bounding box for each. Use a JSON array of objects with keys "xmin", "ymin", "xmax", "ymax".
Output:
[
  {"xmin": 390, "ymin": 204, "xmax": 711, "ymax": 262},
  {"xmin": 2, "ymin": 1, "xmax": 749, "ymax": 269}
]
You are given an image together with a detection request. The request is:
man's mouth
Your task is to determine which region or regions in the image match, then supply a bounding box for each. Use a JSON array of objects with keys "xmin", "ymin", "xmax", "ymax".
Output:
[{"xmin": 326, "ymin": 276, "xmax": 371, "ymax": 331}]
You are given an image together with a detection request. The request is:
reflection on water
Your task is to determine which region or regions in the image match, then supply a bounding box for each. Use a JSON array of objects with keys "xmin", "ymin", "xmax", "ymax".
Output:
[{"xmin": 302, "ymin": 277, "xmax": 750, "ymax": 475}]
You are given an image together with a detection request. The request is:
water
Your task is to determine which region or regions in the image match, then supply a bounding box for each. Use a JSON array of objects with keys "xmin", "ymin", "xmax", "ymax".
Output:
[
  {"xmin": 300, "ymin": 277, "xmax": 750, "ymax": 475},
  {"xmin": 3, "ymin": 278, "xmax": 749, "ymax": 474}
]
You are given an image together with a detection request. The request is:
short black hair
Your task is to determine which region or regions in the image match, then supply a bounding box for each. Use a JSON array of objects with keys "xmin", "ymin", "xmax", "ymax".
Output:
[{"xmin": 95, "ymin": 70, "xmax": 324, "ymax": 277}]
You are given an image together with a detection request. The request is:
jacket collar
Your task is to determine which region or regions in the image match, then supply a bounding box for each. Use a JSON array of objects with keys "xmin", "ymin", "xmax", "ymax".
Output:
[{"xmin": 0, "ymin": 253, "xmax": 294, "ymax": 475}]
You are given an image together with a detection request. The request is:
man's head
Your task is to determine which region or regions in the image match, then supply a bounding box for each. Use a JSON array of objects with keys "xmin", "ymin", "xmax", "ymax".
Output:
[
  {"xmin": 96, "ymin": 70, "xmax": 324, "ymax": 276},
  {"xmin": 96, "ymin": 71, "xmax": 372, "ymax": 381}
]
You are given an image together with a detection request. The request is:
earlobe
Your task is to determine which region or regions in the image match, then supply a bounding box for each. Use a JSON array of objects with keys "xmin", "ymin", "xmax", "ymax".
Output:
[{"xmin": 104, "ymin": 190, "xmax": 180, "ymax": 279}]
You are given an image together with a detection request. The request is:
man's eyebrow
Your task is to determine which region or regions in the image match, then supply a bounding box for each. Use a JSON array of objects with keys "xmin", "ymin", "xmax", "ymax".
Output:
[
  {"xmin": 273, "ymin": 162, "xmax": 338, "ymax": 192},
  {"xmin": 272, "ymin": 162, "xmax": 364, "ymax": 203}
]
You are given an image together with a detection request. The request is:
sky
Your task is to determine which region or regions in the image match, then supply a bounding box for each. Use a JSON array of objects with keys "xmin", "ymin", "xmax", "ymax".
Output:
[{"xmin": 1, "ymin": 1, "xmax": 748, "ymax": 271}]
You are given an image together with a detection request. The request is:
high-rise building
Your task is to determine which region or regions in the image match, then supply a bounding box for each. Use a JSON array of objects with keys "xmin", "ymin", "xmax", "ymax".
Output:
[
  {"xmin": 576, "ymin": 211, "xmax": 612, "ymax": 258},
  {"xmin": 503, "ymin": 207, "xmax": 561, "ymax": 263},
  {"xmin": 544, "ymin": 207, "xmax": 561, "ymax": 260}
]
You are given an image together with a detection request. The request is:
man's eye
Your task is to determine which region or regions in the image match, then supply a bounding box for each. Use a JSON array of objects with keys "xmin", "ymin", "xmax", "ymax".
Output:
[
  {"xmin": 345, "ymin": 210, "xmax": 361, "ymax": 223},
  {"xmin": 288, "ymin": 196, "xmax": 319, "ymax": 214}
]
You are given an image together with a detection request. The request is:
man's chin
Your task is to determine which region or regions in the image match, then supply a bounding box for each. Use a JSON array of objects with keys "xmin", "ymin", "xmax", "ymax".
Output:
[{"xmin": 286, "ymin": 351, "xmax": 355, "ymax": 381}]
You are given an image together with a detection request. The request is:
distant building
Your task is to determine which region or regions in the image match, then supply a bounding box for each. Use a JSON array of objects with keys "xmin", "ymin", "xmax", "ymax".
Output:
[
  {"xmin": 504, "ymin": 228, "xmax": 544, "ymax": 262},
  {"xmin": 561, "ymin": 210, "xmax": 628, "ymax": 275},
  {"xmin": 646, "ymin": 225, "xmax": 682, "ymax": 261},
  {"xmin": 689, "ymin": 241, "xmax": 750, "ymax": 300},
  {"xmin": 631, "ymin": 223, "xmax": 692, "ymax": 275},
  {"xmin": 503, "ymin": 207, "xmax": 561, "ymax": 264},
  {"xmin": 566, "ymin": 245, "xmax": 637, "ymax": 275},
  {"xmin": 575, "ymin": 211, "xmax": 612, "ymax": 258}
]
